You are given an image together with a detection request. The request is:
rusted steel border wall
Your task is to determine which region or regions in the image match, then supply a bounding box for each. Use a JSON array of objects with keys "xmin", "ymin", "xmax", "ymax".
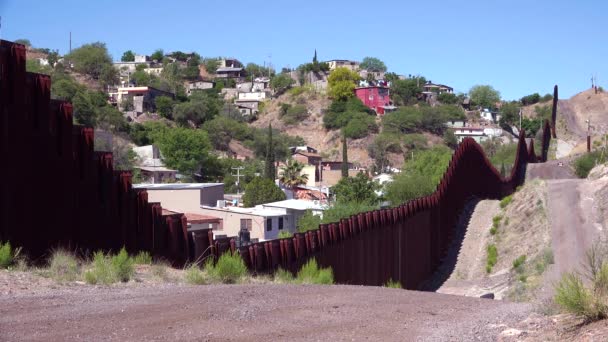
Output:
[
  {"xmin": 232, "ymin": 115, "xmax": 554, "ymax": 288},
  {"xmin": 0, "ymin": 41, "xmax": 196, "ymax": 265}
]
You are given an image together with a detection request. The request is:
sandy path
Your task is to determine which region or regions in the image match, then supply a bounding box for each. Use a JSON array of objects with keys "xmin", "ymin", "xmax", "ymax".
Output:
[
  {"xmin": 0, "ymin": 283, "xmax": 530, "ymax": 342},
  {"xmin": 545, "ymin": 179, "xmax": 599, "ymax": 280}
]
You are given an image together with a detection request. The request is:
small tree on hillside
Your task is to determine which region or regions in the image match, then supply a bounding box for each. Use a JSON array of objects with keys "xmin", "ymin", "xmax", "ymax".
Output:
[
  {"xmin": 341, "ymin": 134, "xmax": 349, "ymax": 178},
  {"xmin": 332, "ymin": 173, "xmax": 379, "ymax": 205},
  {"xmin": 67, "ymin": 42, "xmax": 113, "ymax": 79},
  {"xmin": 360, "ymin": 57, "xmax": 387, "ymax": 73},
  {"xmin": 265, "ymin": 123, "xmax": 276, "ymax": 180},
  {"xmin": 328, "ymin": 67, "xmax": 360, "ymax": 100},
  {"xmin": 469, "ymin": 85, "xmax": 501, "ymax": 109},
  {"xmin": 121, "ymin": 50, "xmax": 135, "ymax": 62},
  {"xmin": 242, "ymin": 177, "xmax": 286, "ymax": 207}
]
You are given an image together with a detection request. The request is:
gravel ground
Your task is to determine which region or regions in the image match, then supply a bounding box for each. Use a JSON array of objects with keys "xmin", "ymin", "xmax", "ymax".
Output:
[{"xmin": 0, "ymin": 283, "xmax": 532, "ymax": 342}]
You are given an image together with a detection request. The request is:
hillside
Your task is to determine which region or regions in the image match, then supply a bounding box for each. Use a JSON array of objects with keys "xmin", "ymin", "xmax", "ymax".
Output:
[
  {"xmin": 554, "ymin": 88, "xmax": 608, "ymax": 157},
  {"xmin": 250, "ymin": 90, "xmax": 444, "ymax": 169}
]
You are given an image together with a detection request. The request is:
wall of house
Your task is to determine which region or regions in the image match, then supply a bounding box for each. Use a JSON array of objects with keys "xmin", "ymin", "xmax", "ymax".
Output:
[
  {"xmin": 200, "ymin": 185, "xmax": 224, "ymax": 207},
  {"xmin": 198, "ymin": 208, "xmax": 267, "ymax": 240},
  {"xmin": 146, "ymin": 189, "xmax": 202, "ymax": 213},
  {"xmin": 238, "ymin": 92, "xmax": 266, "ymax": 100},
  {"xmin": 322, "ymin": 169, "xmax": 363, "ymax": 187},
  {"xmin": 301, "ymin": 165, "xmax": 317, "ymax": 186}
]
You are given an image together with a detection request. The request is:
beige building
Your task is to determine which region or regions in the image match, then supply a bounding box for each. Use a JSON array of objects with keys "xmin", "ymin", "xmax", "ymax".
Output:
[
  {"xmin": 326, "ymin": 59, "xmax": 360, "ymax": 71},
  {"xmin": 200, "ymin": 199, "xmax": 325, "ymax": 241},
  {"xmin": 133, "ymin": 183, "xmax": 225, "ymax": 214}
]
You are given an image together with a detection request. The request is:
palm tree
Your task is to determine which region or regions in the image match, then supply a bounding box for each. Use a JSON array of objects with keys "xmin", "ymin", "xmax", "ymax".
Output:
[{"xmin": 279, "ymin": 159, "xmax": 309, "ymax": 197}]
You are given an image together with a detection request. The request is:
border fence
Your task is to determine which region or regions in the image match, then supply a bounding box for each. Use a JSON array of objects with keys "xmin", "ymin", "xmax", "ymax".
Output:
[{"xmin": 0, "ymin": 40, "xmax": 554, "ymax": 288}]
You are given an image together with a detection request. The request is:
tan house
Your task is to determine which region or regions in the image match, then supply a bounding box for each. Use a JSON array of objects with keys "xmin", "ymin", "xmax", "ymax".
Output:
[
  {"xmin": 326, "ymin": 59, "xmax": 360, "ymax": 71},
  {"xmin": 133, "ymin": 183, "xmax": 225, "ymax": 214}
]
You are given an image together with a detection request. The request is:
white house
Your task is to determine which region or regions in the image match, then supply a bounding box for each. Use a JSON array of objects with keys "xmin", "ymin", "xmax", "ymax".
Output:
[{"xmin": 453, "ymin": 127, "xmax": 487, "ymax": 143}]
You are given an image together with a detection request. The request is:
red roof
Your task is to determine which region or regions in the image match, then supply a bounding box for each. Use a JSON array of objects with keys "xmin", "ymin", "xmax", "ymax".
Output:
[{"xmin": 184, "ymin": 213, "xmax": 221, "ymax": 224}]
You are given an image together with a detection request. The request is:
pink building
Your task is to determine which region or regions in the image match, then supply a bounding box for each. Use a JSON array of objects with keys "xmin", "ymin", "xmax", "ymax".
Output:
[{"xmin": 354, "ymin": 86, "xmax": 393, "ymax": 115}]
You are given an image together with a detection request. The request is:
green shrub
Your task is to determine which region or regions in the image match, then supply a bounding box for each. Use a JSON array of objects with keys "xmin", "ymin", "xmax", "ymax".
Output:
[
  {"xmin": 513, "ymin": 255, "xmax": 527, "ymax": 273},
  {"xmin": 555, "ymin": 273, "xmax": 597, "ymax": 320},
  {"xmin": 152, "ymin": 263, "xmax": 170, "ymax": 281},
  {"xmin": 281, "ymin": 104, "xmax": 309, "ymax": 125},
  {"xmin": 0, "ymin": 241, "xmax": 14, "ymax": 268},
  {"xmin": 500, "ymin": 195, "xmax": 513, "ymax": 209},
  {"xmin": 574, "ymin": 151, "xmax": 605, "ymax": 178},
  {"xmin": 277, "ymin": 231, "xmax": 293, "ymax": 239},
  {"xmin": 554, "ymin": 245, "xmax": 608, "ymax": 322},
  {"xmin": 133, "ymin": 251, "xmax": 152, "ymax": 265},
  {"xmin": 205, "ymin": 252, "xmax": 248, "ymax": 284},
  {"xmin": 492, "ymin": 215, "xmax": 502, "ymax": 226},
  {"xmin": 274, "ymin": 268, "xmax": 295, "ymax": 283},
  {"xmin": 385, "ymin": 279, "xmax": 402, "ymax": 289},
  {"xmin": 48, "ymin": 249, "xmax": 80, "ymax": 282},
  {"xmin": 296, "ymin": 259, "xmax": 334, "ymax": 285},
  {"xmin": 184, "ymin": 265, "xmax": 206, "ymax": 285},
  {"xmin": 111, "ymin": 247, "xmax": 134, "ymax": 282},
  {"xmin": 535, "ymin": 247, "xmax": 555, "ymax": 274},
  {"xmin": 490, "ymin": 226, "xmax": 498, "ymax": 235},
  {"xmin": 486, "ymin": 244, "xmax": 498, "ymax": 273},
  {"xmin": 84, "ymin": 251, "xmax": 115, "ymax": 285}
]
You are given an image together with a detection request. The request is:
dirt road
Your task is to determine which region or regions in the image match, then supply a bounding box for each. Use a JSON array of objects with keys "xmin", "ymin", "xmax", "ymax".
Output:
[{"xmin": 0, "ymin": 283, "xmax": 530, "ymax": 342}]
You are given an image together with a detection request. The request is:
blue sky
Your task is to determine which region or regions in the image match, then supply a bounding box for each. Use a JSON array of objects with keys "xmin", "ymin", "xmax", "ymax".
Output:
[{"xmin": 1, "ymin": 0, "xmax": 606, "ymax": 100}]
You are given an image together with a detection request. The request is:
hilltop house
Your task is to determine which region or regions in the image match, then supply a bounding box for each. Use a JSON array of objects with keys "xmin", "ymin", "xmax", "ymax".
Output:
[
  {"xmin": 354, "ymin": 85, "xmax": 395, "ymax": 115},
  {"xmin": 109, "ymin": 86, "xmax": 175, "ymax": 115},
  {"xmin": 326, "ymin": 59, "xmax": 360, "ymax": 71},
  {"xmin": 132, "ymin": 145, "xmax": 177, "ymax": 184},
  {"xmin": 186, "ymin": 80, "xmax": 214, "ymax": 96}
]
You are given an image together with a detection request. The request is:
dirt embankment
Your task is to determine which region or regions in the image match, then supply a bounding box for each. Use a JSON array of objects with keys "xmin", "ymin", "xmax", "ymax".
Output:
[{"xmin": 437, "ymin": 179, "xmax": 551, "ymax": 302}]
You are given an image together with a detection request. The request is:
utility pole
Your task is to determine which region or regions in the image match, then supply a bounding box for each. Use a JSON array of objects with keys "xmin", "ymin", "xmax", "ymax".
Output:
[
  {"xmin": 586, "ymin": 119, "xmax": 591, "ymax": 152},
  {"xmin": 232, "ymin": 166, "xmax": 244, "ymax": 195},
  {"xmin": 69, "ymin": 31, "xmax": 72, "ymax": 54},
  {"xmin": 519, "ymin": 108, "xmax": 522, "ymax": 132}
]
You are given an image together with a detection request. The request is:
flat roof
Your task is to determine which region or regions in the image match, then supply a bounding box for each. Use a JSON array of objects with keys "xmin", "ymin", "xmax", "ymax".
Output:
[
  {"xmin": 137, "ymin": 166, "xmax": 177, "ymax": 172},
  {"xmin": 133, "ymin": 183, "xmax": 223, "ymax": 190},
  {"xmin": 262, "ymin": 199, "xmax": 326, "ymax": 211},
  {"xmin": 217, "ymin": 67, "xmax": 243, "ymax": 72}
]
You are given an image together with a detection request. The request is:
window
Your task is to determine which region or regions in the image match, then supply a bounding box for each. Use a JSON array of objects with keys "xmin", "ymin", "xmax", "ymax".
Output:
[
  {"xmin": 266, "ymin": 218, "xmax": 272, "ymax": 231},
  {"xmin": 240, "ymin": 219, "xmax": 252, "ymax": 231},
  {"xmin": 278, "ymin": 217, "xmax": 284, "ymax": 230}
]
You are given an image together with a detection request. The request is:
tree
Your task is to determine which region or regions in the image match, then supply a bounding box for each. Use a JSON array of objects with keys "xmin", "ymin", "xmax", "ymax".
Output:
[
  {"xmin": 331, "ymin": 173, "xmax": 379, "ymax": 205},
  {"xmin": 279, "ymin": 159, "xmax": 309, "ymax": 193},
  {"xmin": 121, "ymin": 50, "xmax": 135, "ymax": 62},
  {"xmin": 15, "ymin": 39, "xmax": 32, "ymax": 47},
  {"xmin": 264, "ymin": 124, "xmax": 276, "ymax": 180},
  {"xmin": 99, "ymin": 64, "xmax": 119, "ymax": 88},
  {"xmin": 498, "ymin": 101, "xmax": 521, "ymax": 129},
  {"xmin": 242, "ymin": 177, "xmax": 286, "ymax": 207},
  {"xmin": 131, "ymin": 70, "xmax": 152, "ymax": 86},
  {"xmin": 385, "ymin": 146, "xmax": 452, "ymax": 205},
  {"xmin": 66, "ymin": 42, "xmax": 113, "ymax": 79},
  {"xmin": 153, "ymin": 127, "xmax": 212, "ymax": 177},
  {"xmin": 155, "ymin": 96, "xmax": 174, "ymax": 118},
  {"xmin": 469, "ymin": 85, "xmax": 501, "ymax": 109},
  {"xmin": 437, "ymin": 92, "xmax": 458, "ymax": 104},
  {"xmin": 342, "ymin": 134, "xmax": 349, "ymax": 178},
  {"xmin": 270, "ymin": 73, "xmax": 294, "ymax": 95},
  {"xmin": 328, "ymin": 67, "xmax": 360, "ymax": 100},
  {"xmin": 173, "ymin": 91, "xmax": 222, "ymax": 126},
  {"xmin": 443, "ymin": 129, "xmax": 458, "ymax": 149},
  {"xmin": 203, "ymin": 58, "xmax": 219, "ymax": 74},
  {"xmin": 391, "ymin": 77, "xmax": 425, "ymax": 105},
  {"xmin": 52, "ymin": 78, "xmax": 84, "ymax": 102},
  {"xmin": 520, "ymin": 93, "xmax": 540, "ymax": 105},
  {"xmin": 47, "ymin": 50, "xmax": 60, "ymax": 67},
  {"xmin": 360, "ymin": 57, "xmax": 387, "ymax": 73},
  {"xmin": 151, "ymin": 49, "xmax": 164, "ymax": 62}
]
